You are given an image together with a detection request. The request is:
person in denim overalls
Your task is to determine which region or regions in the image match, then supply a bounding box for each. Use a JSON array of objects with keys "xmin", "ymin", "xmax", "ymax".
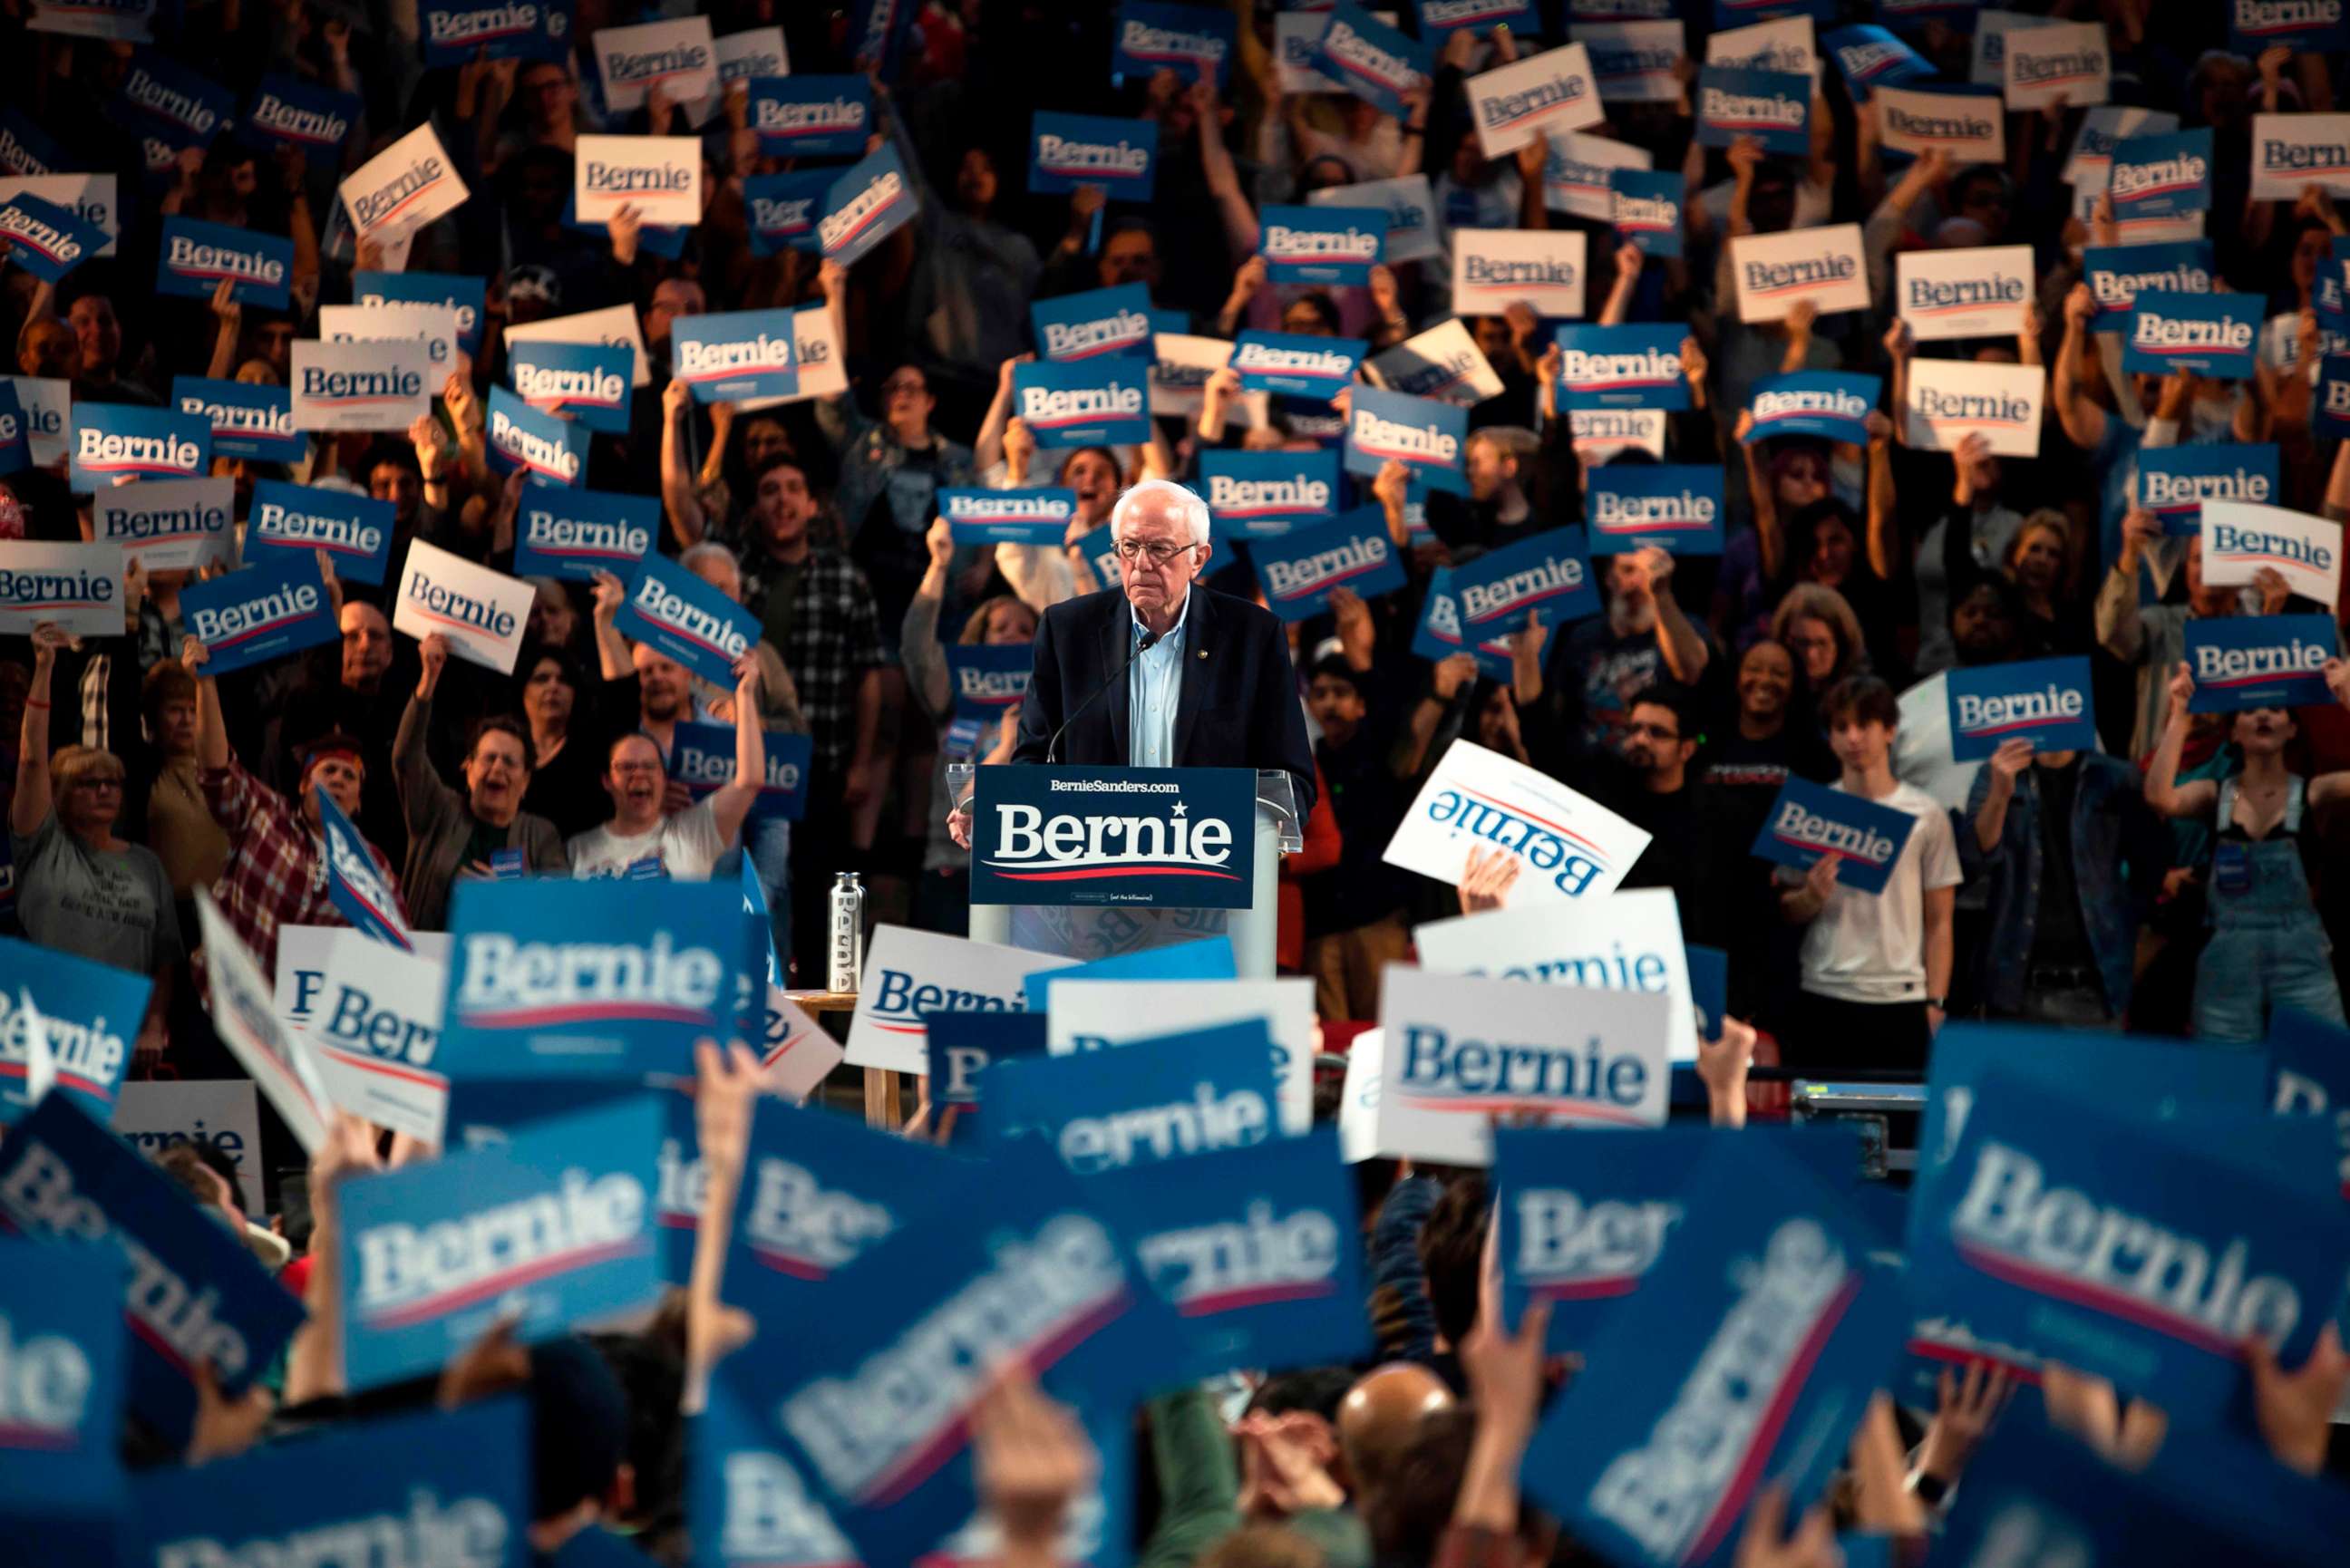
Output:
[{"xmin": 2143, "ymin": 660, "xmax": 2350, "ymax": 1043}]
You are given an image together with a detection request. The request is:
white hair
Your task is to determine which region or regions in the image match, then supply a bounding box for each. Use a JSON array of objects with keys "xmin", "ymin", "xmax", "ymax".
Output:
[
  {"xmin": 1110, "ymin": 479, "xmax": 1210, "ymax": 548},
  {"xmin": 679, "ymin": 541, "xmax": 742, "ymax": 584}
]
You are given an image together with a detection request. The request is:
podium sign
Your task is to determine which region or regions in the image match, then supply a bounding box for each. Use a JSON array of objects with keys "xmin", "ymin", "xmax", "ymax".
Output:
[{"xmin": 970, "ymin": 765, "xmax": 1258, "ymax": 908}]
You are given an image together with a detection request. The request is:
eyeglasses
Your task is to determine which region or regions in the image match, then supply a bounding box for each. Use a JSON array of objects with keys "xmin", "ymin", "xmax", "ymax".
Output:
[
  {"xmin": 881, "ymin": 377, "xmax": 927, "ymax": 397},
  {"xmin": 70, "ymin": 777, "xmax": 124, "ymax": 792},
  {"xmin": 1114, "ymin": 539, "xmax": 1199, "ymax": 566}
]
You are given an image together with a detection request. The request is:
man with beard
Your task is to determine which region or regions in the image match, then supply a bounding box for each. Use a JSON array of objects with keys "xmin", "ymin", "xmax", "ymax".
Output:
[
  {"xmin": 1534, "ymin": 546, "xmax": 1715, "ymax": 759},
  {"xmin": 566, "ymin": 656, "xmax": 766, "ymax": 881},
  {"xmin": 1581, "ymin": 685, "xmax": 1722, "ymax": 945}
]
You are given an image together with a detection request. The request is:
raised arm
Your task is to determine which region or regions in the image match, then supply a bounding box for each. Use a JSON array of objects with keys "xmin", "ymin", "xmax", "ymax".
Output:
[
  {"xmin": 2052, "ymin": 283, "xmax": 2111, "ymax": 450},
  {"xmin": 589, "ymin": 570, "xmax": 635, "ymax": 682},
  {"xmin": 10, "ymin": 624, "xmax": 65, "ymax": 837},
  {"xmin": 660, "ymin": 378, "xmax": 709, "ymax": 548},
  {"xmin": 704, "ymin": 657, "xmax": 770, "ymax": 849},
  {"xmin": 2143, "ymin": 663, "xmax": 2219, "ymax": 818},
  {"xmin": 904, "ymin": 519, "xmax": 955, "ymax": 718}
]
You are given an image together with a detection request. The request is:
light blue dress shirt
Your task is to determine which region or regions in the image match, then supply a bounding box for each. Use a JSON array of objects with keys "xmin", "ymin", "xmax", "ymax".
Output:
[{"xmin": 1128, "ymin": 590, "xmax": 1190, "ymax": 768}]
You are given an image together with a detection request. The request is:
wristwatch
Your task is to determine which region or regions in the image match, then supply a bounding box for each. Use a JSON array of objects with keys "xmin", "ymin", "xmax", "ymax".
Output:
[{"xmin": 1924, "ymin": 996, "xmax": 1947, "ymax": 1011}]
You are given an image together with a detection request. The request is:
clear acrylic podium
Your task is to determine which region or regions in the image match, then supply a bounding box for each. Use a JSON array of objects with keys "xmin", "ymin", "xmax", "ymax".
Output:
[{"xmin": 949, "ymin": 766, "xmax": 1304, "ymax": 975}]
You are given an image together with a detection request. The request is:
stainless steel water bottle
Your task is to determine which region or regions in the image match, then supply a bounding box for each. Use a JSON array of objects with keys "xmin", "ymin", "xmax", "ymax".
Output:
[{"xmin": 827, "ymin": 871, "xmax": 867, "ymax": 994}]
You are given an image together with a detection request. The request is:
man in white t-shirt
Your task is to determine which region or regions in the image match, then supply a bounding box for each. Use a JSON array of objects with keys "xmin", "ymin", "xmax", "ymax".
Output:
[
  {"xmin": 567, "ymin": 655, "xmax": 766, "ymax": 881},
  {"xmin": 1779, "ymin": 674, "xmax": 1962, "ymax": 1077}
]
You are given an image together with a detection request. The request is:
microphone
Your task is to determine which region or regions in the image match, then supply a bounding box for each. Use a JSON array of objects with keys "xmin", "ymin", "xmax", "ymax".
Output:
[{"xmin": 1047, "ymin": 628, "xmax": 1160, "ymax": 764}]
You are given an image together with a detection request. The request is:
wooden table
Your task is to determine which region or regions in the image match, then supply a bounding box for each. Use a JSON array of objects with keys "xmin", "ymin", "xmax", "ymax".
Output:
[{"xmin": 780, "ymin": 990, "xmax": 903, "ymax": 1131}]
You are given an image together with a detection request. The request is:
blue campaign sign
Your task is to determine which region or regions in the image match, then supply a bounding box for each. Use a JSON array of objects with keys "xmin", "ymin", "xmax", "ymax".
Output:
[
  {"xmin": 2183, "ymin": 614, "xmax": 2337, "ymax": 712},
  {"xmin": 509, "ymin": 339, "xmax": 632, "ymax": 435},
  {"xmin": 1554, "ymin": 324, "xmax": 1687, "ymax": 411},
  {"xmin": 727, "ymin": 1142, "xmax": 1177, "ymax": 1568},
  {"xmin": 1907, "ymin": 1067, "xmax": 2350, "ymax": 1424},
  {"xmin": 1252, "ymin": 509, "xmax": 1407, "ymax": 621},
  {"xmin": 422, "ymin": 0, "xmax": 568, "ymax": 64},
  {"xmin": 1494, "ymin": 1125, "xmax": 1697, "ymax": 1348},
  {"xmin": 1452, "ymin": 526, "xmax": 1599, "ymax": 645},
  {"xmin": 2322, "ymin": 353, "xmax": 2350, "ymax": 440},
  {"xmin": 180, "ymin": 554, "xmax": 340, "ymax": 677},
  {"xmin": 1084, "ymin": 1125, "xmax": 1367, "ymax": 1379},
  {"xmin": 1032, "ymin": 284, "xmax": 1156, "ymax": 363},
  {"xmin": 1743, "ymin": 372, "xmax": 1881, "ymax": 446},
  {"xmin": 336, "ymin": 1095, "xmax": 665, "ymax": 1389},
  {"xmin": 246, "ymin": 479, "xmax": 395, "ymax": 585},
  {"xmin": 1258, "ymin": 201, "xmax": 1387, "ymax": 286},
  {"xmin": 1695, "ymin": 65, "xmax": 1813, "ymax": 156},
  {"xmin": 0, "ymin": 194, "xmax": 107, "ymax": 284},
  {"xmin": 2137, "ymin": 442, "xmax": 2279, "ymax": 537},
  {"xmin": 245, "ymin": 73, "xmax": 360, "ymax": 163},
  {"xmin": 1231, "ymin": 329, "xmax": 1367, "ymax": 399},
  {"xmin": 1750, "ymin": 777, "xmax": 1918, "ymax": 895},
  {"xmin": 1413, "ymin": 565, "xmax": 1512, "ymax": 681},
  {"xmin": 354, "ymin": 269, "xmax": 489, "ymax": 358},
  {"xmin": 944, "ymin": 644, "xmax": 1032, "ymax": 721},
  {"xmin": 939, "ymin": 486, "xmax": 1078, "ymax": 547},
  {"xmin": 69, "ymin": 402, "xmax": 209, "ymax": 491},
  {"xmin": 137, "ymin": 1401, "xmax": 529, "ymax": 1568},
  {"xmin": 1028, "ymin": 111, "xmax": 1159, "ymax": 201},
  {"xmin": 1345, "ymin": 384, "xmax": 1467, "ymax": 494},
  {"xmin": 1200, "ymin": 448, "xmax": 1342, "ymax": 539},
  {"xmin": 2083, "ymin": 241, "xmax": 2215, "ymax": 333},
  {"xmin": 1520, "ymin": 1136, "xmax": 1908, "ymax": 1568},
  {"xmin": 748, "ymin": 73, "xmax": 872, "ymax": 159},
  {"xmin": 969, "ymin": 765, "xmax": 1258, "ymax": 909},
  {"xmin": 671, "ymin": 308, "xmax": 801, "ymax": 405},
  {"xmin": 985, "ymin": 1018, "xmax": 1280, "ymax": 1173},
  {"xmin": 672, "ymin": 721, "xmax": 812, "ymax": 822},
  {"xmin": 1823, "ymin": 24, "xmax": 1934, "ymax": 100},
  {"xmin": 119, "ymin": 51, "xmax": 234, "ymax": 148},
  {"xmin": 1609, "ymin": 168, "xmax": 1685, "ymax": 259},
  {"xmin": 0, "ymin": 935, "xmax": 145, "ymax": 1126},
  {"xmin": 1686, "ymin": 944, "xmax": 1727, "ymax": 1040},
  {"xmin": 818, "ymin": 146, "xmax": 919, "ymax": 267},
  {"xmin": 1945, "ymin": 655, "xmax": 2097, "ymax": 760},
  {"xmin": 2230, "ymin": 0, "xmax": 2350, "ymax": 54},
  {"xmin": 0, "ymin": 1235, "xmax": 123, "ymax": 1523},
  {"xmin": 721, "ymin": 1098, "xmax": 956, "ymax": 1318},
  {"xmin": 692, "ymin": 1379, "xmax": 862, "ymax": 1568},
  {"xmin": 1112, "ymin": 1, "xmax": 1237, "ymax": 88},
  {"xmin": 316, "ymin": 786, "xmax": 412, "ymax": 949},
  {"xmin": 927, "ymin": 1010, "xmax": 1052, "ymax": 1128},
  {"xmin": 1022, "ymin": 936, "xmax": 1238, "ymax": 1011},
  {"xmin": 2123, "ymin": 289, "xmax": 2261, "ymax": 381},
  {"xmin": 171, "ymin": 374, "xmax": 306, "ymax": 463},
  {"xmin": 1419, "ymin": 0, "xmax": 1538, "ymax": 30},
  {"xmin": 743, "ymin": 168, "xmax": 834, "ymax": 256},
  {"xmin": 1312, "ymin": 4, "xmax": 1432, "ymax": 120},
  {"xmin": 0, "ymin": 1093, "xmax": 306, "ymax": 1447},
  {"xmin": 2110, "ymin": 127, "xmax": 2214, "ymax": 220},
  {"xmin": 513, "ymin": 489, "xmax": 659, "ymax": 582},
  {"xmin": 2269, "ymin": 1008, "xmax": 2350, "ymax": 1198},
  {"xmin": 155, "ymin": 215, "xmax": 291, "ymax": 307},
  {"xmin": 486, "ymin": 384, "xmax": 588, "ymax": 486},
  {"xmin": 1012, "ymin": 358, "xmax": 1150, "ymax": 448},
  {"xmin": 437, "ymin": 877, "xmax": 762, "ymax": 1084},
  {"xmin": 617, "ymin": 553, "xmax": 762, "ymax": 690},
  {"xmin": 1587, "ymin": 464, "xmax": 1726, "ymax": 556},
  {"xmin": 0, "ymin": 107, "xmax": 63, "ymax": 178}
]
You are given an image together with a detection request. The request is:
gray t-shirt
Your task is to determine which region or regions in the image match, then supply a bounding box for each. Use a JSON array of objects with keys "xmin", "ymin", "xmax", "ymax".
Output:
[{"xmin": 12, "ymin": 813, "xmax": 184, "ymax": 977}]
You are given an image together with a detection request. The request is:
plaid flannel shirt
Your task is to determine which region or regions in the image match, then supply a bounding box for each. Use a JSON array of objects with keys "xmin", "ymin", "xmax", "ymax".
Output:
[
  {"xmin": 739, "ymin": 546, "xmax": 885, "ymax": 779},
  {"xmin": 201, "ymin": 757, "xmax": 405, "ymax": 978}
]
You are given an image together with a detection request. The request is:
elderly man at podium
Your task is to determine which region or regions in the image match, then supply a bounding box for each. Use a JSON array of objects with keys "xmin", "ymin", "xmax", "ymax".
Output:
[{"xmin": 949, "ymin": 479, "xmax": 1316, "ymax": 847}]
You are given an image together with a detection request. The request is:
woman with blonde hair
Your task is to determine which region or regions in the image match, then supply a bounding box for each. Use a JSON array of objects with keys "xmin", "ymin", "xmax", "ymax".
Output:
[
  {"xmin": 1767, "ymin": 583, "xmax": 1869, "ymax": 708},
  {"xmin": 2002, "ymin": 508, "xmax": 2089, "ymax": 655}
]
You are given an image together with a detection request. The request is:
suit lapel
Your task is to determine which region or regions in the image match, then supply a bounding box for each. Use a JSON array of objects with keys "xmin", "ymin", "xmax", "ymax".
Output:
[
  {"xmin": 1101, "ymin": 599, "xmax": 1132, "ymax": 763},
  {"xmin": 1173, "ymin": 587, "xmax": 1213, "ymax": 764}
]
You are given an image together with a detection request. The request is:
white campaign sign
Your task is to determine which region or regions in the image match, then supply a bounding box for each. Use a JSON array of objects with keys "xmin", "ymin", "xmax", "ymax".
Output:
[
  {"xmin": 594, "ymin": 15, "xmax": 717, "ymax": 112},
  {"xmin": 1730, "ymin": 223, "xmax": 1870, "ymax": 324},
  {"xmin": 762, "ymin": 991, "xmax": 842, "ymax": 1103},
  {"xmin": 290, "ymin": 338, "xmax": 432, "ymax": 431},
  {"xmin": 1452, "ymin": 227, "xmax": 1588, "ymax": 318},
  {"xmin": 1467, "ymin": 44, "xmax": 1605, "ymax": 159},
  {"xmin": 1369, "ymin": 318, "xmax": 1506, "ymax": 408},
  {"xmin": 1371, "ymin": 965, "xmax": 1671, "ymax": 1165},
  {"xmin": 0, "ymin": 542, "xmax": 124, "ymax": 637},
  {"xmin": 844, "ymin": 925, "xmax": 1076, "ymax": 1074},
  {"xmin": 1970, "ymin": 10, "xmax": 2034, "ymax": 88},
  {"xmin": 276, "ymin": 924, "xmax": 452, "ymax": 1037},
  {"xmin": 1046, "ymin": 978, "xmax": 1317, "ymax": 1136},
  {"xmin": 1704, "ymin": 16, "xmax": 1818, "ymax": 81},
  {"xmin": 1384, "ymin": 740, "xmax": 1652, "ymax": 905},
  {"xmin": 2199, "ymin": 500, "xmax": 2345, "ymax": 607},
  {"xmin": 1544, "ymin": 131, "xmax": 1651, "ymax": 223},
  {"xmin": 8, "ymin": 375, "xmax": 69, "ymax": 466},
  {"xmin": 1902, "ymin": 358, "xmax": 2045, "ymax": 460},
  {"xmin": 1875, "ymin": 86, "xmax": 2005, "ymax": 165},
  {"xmin": 392, "ymin": 537, "xmax": 534, "ymax": 673},
  {"xmin": 112, "ymin": 1081, "xmax": 266, "ymax": 1213},
  {"xmin": 692, "ymin": 28, "xmax": 791, "ymax": 124},
  {"xmin": 1568, "ymin": 406, "xmax": 1666, "ymax": 460},
  {"xmin": 1336, "ymin": 1031, "xmax": 1382, "ymax": 1165},
  {"xmin": 739, "ymin": 305, "xmax": 850, "ymax": 412},
  {"xmin": 198, "ymin": 892, "xmax": 332, "ymax": 1157},
  {"xmin": 308, "ymin": 931, "xmax": 449, "ymax": 1147},
  {"xmin": 1308, "ymin": 174, "xmax": 1440, "ymax": 266},
  {"xmin": 339, "ymin": 121, "xmax": 469, "ymax": 243},
  {"xmin": 1897, "ymin": 246, "xmax": 2034, "ymax": 342},
  {"xmin": 1149, "ymin": 333, "xmax": 1237, "ymax": 421},
  {"xmin": 2251, "ymin": 113, "xmax": 2350, "ymax": 201},
  {"xmin": 2064, "ymin": 105, "xmax": 2179, "ymax": 187},
  {"xmin": 91, "ymin": 476, "xmax": 238, "ymax": 571},
  {"xmin": 318, "ymin": 303, "xmax": 461, "ymax": 373},
  {"xmin": 504, "ymin": 303, "xmax": 652, "ymax": 390},
  {"xmin": 1413, "ymin": 887, "xmax": 1700, "ymax": 1065},
  {"xmin": 574, "ymin": 134, "xmax": 704, "ymax": 226},
  {"xmin": 0, "ymin": 174, "xmax": 118, "ymax": 255},
  {"xmin": 2002, "ymin": 21, "xmax": 2109, "ymax": 111}
]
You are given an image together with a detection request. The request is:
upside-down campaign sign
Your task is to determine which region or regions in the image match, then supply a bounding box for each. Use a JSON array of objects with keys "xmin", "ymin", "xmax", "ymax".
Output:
[
  {"xmin": 435, "ymin": 878, "xmax": 761, "ymax": 1085},
  {"xmin": 2184, "ymin": 614, "xmax": 2338, "ymax": 712},
  {"xmin": 1521, "ymin": 1137, "xmax": 1908, "ymax": 1568},
  {"xmin": 1013, "ymin": 358, "xmax": 1150, "ymax": 448},
  {"xmin": 180, "ymin": 554, "xmax": 339, "ymax": 678},
  {"xmin": 1345, "ymin": 385, "xmax": 1467, "ymax": 495},
  {"xmin": 1373, "ymin": 967, "xmax": 1671, "ymax": 1163},
  {"xmin": 1384, "ymin": 739, "xmax": 1652, "ymax": 905},
  {"xmin": 0, "ymin": 935, "xmax": 145, "ymax": 1125},
  {"xmin": 335, "ymin": 1095, "xmax": 665, "ymax": 1390},
  {"xmin": 967, "ymin": 765, "xmax": 1258, "ymax": 910},
  {"xmin": 843, "ymin": 926, "xmax": 1074, "ymax": 1075},
  {"xmin": 1751, "ymin": 777, "xmax": 1918, "ymax": 895},
  {"xmin": 1731, "ymin": 224, "xmax": 1870, "ymax": 323},
  {"xmin": 1586, "ymin": 465, "xmax": 1725, "ymax": 555},
  {"xmin": 393, "ymin": 539, "xmax": 532, "ymax": 675},
  {"xmin": 2198, "ymin": 500, "xmax": 2345, "ymax": 606},
  {"xmin": 2136, "ymin": 444, "xmax": 2279, "ymax": 537},
  {"xmin": 2122, "ymin": 290, "xmax": 2261, "ymax": 380},
  {"xmin": 1896, "ymin": 245, "xmax": 2034, "ymax": 341},
  {"xmin": 1902, "ymin": 358, "xmax": 2044, "ymax": 459},
  {"xmin": 0, "ymin": 1091, "xmax": 306, "ymax": 1447},
  {"xmin": 1945, "ymin": 656, "xmax": 2097, "ymax": 761},
  {"xmin": 616, "ymin": 552, "xmax": 761, "ymax": 689},
  {"xmin": 1251, "ymin": 511, "xmax": 1405, "ymax": 621},
  {"xmin": 1907, "ymin": 1069, "xmax": 2350, "ymax": 1424},
  {"xmin": 1027, "ymin": 111, "xmax": 1158, "ymax": 203}
]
